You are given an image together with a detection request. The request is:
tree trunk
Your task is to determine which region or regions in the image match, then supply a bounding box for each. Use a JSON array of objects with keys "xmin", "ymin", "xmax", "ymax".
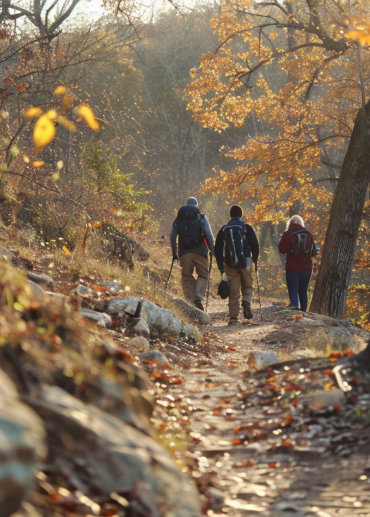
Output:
[{"xmin": 310, "ymin": 100, "xmax": 370, "ymax": 318}]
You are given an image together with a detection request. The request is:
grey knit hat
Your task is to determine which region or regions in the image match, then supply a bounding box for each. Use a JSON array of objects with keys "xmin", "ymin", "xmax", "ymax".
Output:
[{"xmin": 186, "ymin": 197, "xmax": 198, "ymax": 206}]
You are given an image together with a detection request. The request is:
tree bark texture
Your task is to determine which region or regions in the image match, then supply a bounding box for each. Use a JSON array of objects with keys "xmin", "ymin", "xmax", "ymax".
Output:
[{"xmin": 310, "ymin": 100, "xmax": 370, "ymax": 319}]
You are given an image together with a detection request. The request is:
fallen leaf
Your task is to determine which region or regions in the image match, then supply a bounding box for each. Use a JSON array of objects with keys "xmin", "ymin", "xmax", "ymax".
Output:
[{"xmin": 77, "ymin": 105, "xmax": 100, "ymax": 130}]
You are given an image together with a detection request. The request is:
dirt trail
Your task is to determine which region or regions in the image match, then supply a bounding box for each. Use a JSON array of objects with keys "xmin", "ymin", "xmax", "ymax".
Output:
[{"xmin": 153, "ymin": 299, "xmax": 370, "ymax": 516}]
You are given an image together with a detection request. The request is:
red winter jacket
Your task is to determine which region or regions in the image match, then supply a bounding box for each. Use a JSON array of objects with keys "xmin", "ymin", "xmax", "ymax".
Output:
[{"xmin": 278, "ymin": 223, "xmax": 314, "ymax": 272}]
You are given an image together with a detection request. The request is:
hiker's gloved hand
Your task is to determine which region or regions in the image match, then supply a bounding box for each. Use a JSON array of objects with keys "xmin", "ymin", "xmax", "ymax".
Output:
[{"xmin": 173, "ymin": 253, "xmax": 179, "ymax": 261}]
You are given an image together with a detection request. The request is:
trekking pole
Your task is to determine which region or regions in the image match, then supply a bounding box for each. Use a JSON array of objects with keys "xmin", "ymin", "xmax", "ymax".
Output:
[
  {"xmin": 165, "ymin": 257, "xmax": 175, "ymax": 291},
  {"xmin": 255, "ymin": 263, "xmax": 262, "ymax": 318},
  {"xmin": 205, "ymin": 253, "xmax": 213, "ymax": 312}
]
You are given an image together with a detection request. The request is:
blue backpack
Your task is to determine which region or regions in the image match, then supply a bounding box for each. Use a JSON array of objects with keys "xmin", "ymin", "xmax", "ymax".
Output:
[
  {"xmin": 176, "ymin": 205, "xmax": 204, "ymax": 250},
  {"xmin": 222, "ymin": 220, "xmax": 249, "ymax": 268}
]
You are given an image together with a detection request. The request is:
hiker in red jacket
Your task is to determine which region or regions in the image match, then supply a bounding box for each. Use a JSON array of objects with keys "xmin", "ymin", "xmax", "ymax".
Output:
[{"xmin": 278, "ymin": 215, "xmax": 318, "ymax": 312}]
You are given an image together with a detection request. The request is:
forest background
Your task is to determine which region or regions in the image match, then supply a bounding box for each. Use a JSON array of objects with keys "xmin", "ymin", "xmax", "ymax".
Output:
[{"xmin": 0, "ymin": 0, "xmax": 368, "ymax": 327}]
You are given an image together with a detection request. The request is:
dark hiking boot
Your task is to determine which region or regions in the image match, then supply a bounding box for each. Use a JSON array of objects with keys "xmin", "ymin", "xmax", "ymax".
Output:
[
  {"xmin": 242, "ymin": 300, "xmax": 253, "ymax": 319},
  {"xmin": 288, "ymin": 304, "xmax": 300, "ymax": 310},
  {"xmin": 194, "ymin": 300, "xmax": 204, "ymax": 311},
  {"xmin": 228, "ymin": 317, "xmax": 238, "ymax": 326}
]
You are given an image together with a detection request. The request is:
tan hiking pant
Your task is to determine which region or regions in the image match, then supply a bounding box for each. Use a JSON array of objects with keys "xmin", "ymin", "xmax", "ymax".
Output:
[
  {"xmin": 179, "ymin": 252, "xmax": 209, "ymax": 303},
  {"xmin": 224, "ymin": 263, "xmax": 253, "ymax": 318}
]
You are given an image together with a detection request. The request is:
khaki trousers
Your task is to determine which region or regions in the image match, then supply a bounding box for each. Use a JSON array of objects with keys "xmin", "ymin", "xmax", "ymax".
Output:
[
  {"xmin": 224, "ymin": 263, "xmax": 253, "ymax": 318},
  {"xmin": 179, "ymin": 252, "xmax": 209, "ymax": 303}
]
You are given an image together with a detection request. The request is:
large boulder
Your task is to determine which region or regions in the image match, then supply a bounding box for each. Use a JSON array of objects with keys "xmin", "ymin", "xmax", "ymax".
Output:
[
  {"xmin": 171, "ymin": 297, "xmax": 212, "ymax": 325},
  {"xmin": 0, "ymin": 370, "xmax": 46, "ymax": 517},
  {"xmin": 80, "ymin": 308, "xmax": 113, "ymax": 328},
  {"xmin": 107, "ymin": 297, "xmax": 193, "ymax": 338},
  {"xmin": 31, "ymin": 386, "xmax": 202, "ymax": 517}
]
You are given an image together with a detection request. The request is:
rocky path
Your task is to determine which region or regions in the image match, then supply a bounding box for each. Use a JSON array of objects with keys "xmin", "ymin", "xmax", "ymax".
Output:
[
  {"xmin": 1, "ymin": 235, "xmax": 369, "ymax": 517},
  {"xmin": 152, "ymin": 299, "xmax": 370, "ymax": 516}
]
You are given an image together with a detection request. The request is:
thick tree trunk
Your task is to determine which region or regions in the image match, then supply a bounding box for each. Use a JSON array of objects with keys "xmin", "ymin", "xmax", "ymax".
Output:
[{"xmin": 310, "ymin": 100, "xmax": 370, "ymax": 319}]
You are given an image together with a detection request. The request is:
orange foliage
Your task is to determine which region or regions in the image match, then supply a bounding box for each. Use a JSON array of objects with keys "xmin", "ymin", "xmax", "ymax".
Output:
[
  {"xmin": 186, "ymin": 0, "xmax": 369, "ymax": 326},
  {"xmin": 186, "ymin": 0, "xmax": 369, "ymax": 234}
]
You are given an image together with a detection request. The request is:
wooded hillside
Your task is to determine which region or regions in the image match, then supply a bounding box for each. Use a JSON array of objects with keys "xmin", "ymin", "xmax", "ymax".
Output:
[{"xmin": 0, "ymin": 3, "xmax": 368, "ymax": 334}]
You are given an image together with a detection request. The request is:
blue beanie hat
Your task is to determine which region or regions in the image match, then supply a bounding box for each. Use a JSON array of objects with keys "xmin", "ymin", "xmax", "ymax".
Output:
[{"xmin": 186, "ymin": 197, "xmax": 198, "ymax": 206}]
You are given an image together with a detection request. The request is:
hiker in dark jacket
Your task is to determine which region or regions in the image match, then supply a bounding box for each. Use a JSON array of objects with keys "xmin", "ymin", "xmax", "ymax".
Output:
[
  {"xmin": 278, "ymin": 215, "xmax": 317, "ymax": 312},
  {"xmin": 215, "ymin": 205, "xmax": 259, "ymax": 324},
  {"xmin": 170, "ymin": 197, "xmax": 215, "ymax": 311}
]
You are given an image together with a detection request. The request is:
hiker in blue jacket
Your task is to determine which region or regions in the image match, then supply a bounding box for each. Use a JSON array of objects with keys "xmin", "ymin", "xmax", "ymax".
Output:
[
  {"xmin": 215, "ymin": 205, "xmax": 259, "ymax": 324},
  {"xmin": 170, "ymin": 197, "xmax": 215, "ymax": 311}
]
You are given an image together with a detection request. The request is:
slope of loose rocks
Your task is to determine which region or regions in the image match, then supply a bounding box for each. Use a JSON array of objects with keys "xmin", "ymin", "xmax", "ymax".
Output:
[{"xmin": 0, "ymin": 261, "xmax": 203, "ymax": 517}]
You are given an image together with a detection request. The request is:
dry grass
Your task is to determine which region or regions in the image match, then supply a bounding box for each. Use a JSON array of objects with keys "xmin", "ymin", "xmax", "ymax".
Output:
[{"xmin": 11, "ymin": 227, "xmax": 193, "ymax": 326}]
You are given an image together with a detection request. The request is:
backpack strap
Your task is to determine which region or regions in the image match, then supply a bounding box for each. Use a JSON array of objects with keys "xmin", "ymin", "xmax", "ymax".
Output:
[{"xmin": 198, "ymin": 213, "xmax": 210, "ymax": 250}]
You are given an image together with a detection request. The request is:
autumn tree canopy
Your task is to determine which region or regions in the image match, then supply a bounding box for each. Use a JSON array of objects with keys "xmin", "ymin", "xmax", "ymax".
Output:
[
  {"xmin": 187, "ymin": 0, "xmax": 369, "ymax": 319},
  {"xmin": 187, "ymin": 0, "xmax": 369, "ymax": 226}
]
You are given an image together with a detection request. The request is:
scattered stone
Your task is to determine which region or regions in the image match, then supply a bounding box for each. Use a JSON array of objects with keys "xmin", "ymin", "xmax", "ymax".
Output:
[
  {"xmin": 0, "ymin": 245, "xmax": 14, "ymax": 261},
  {"xmin": 70, "ymin": 285, "xmax": 96, "ymax": 297},
  {"xmin": 126, "ymin": 336, "xmax": 151, "ymax": 351},
  {"xmin": 26, "ymin": 271, "xmax": 53, "ymax": 287},
  {"xmin": 138, "ymin": 350, "xmax": 169, "ymax": 366},
  {"xmin": 132, "ymin": 317, "xmax": 150, "ymax": 338},
  {"xmin": 27, "ymin": 279, "xmax": 44, "ymax": 297},
  {"xmin": 113, "ymin": 296, "xmax": 139, "ymax": 316},
  {"xmin": 80, "ymin": 308, "xmax": 113, "ymax": 329},
  {"xmin": 247, "ymin": 350, "xmax": 280, "ymax": 370}
]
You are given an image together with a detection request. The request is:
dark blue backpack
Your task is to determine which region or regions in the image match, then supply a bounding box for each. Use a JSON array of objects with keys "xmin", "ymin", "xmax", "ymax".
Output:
[
  {"xmin": 222, "ymin": 220, "xmax": 249, "ymax": 268},
  {"xmin": 176, "ymin": 205, "xmax": 204, "ymax": 250}
]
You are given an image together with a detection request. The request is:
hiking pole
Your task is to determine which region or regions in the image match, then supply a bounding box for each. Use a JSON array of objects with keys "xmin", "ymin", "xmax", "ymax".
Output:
[
  {"xmin": 205, "ymin": 253, "xmax": 213, "ymax": 312},
  {"xmin": 255, "ymin": 263, "xmax": 262, "ymax": 319},
  {"xmin": 165, "ymin": 257, "xmax": 175, "ymax": 291}
]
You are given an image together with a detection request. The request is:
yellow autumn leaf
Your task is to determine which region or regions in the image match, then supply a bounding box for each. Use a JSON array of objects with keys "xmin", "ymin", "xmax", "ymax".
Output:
[
  {"xmin": 92, "ymin": 221, "xmax": 102, "ymax": 229},
  {"xmin": 33, "ymin": 113, "xmax": 56, "ymax": 152},
  {"xmin": 77, "ymin": 105, "xmax": 100, "ymax": 130},
  {"xmin": 56, "ymin": 160, "xmax": 64, "ymax": 170},
  {"xmin": 62, "ymin": 245, "xmax": 71, "ymax": 255},
  {"xmin": 54, "ymin": 85, "xmax": 68, "ymax": 95},
  {"xmin": 345, "ymin": 27, "xmax": 370, "ymax": 46},
  {"xmin": 25, "ymin": 106, "xmax": 43, "ymax": 118},
  {"xmin": 46, "ymin": 110, "xmax": 58, "ymax": 120},
  {"xmin": 56, "ymin": 114, "xmax": 77, "ymax": 132},
  {"xmin": 32, "ymin": 160, "xmax": 45, "ymax": 167}
]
